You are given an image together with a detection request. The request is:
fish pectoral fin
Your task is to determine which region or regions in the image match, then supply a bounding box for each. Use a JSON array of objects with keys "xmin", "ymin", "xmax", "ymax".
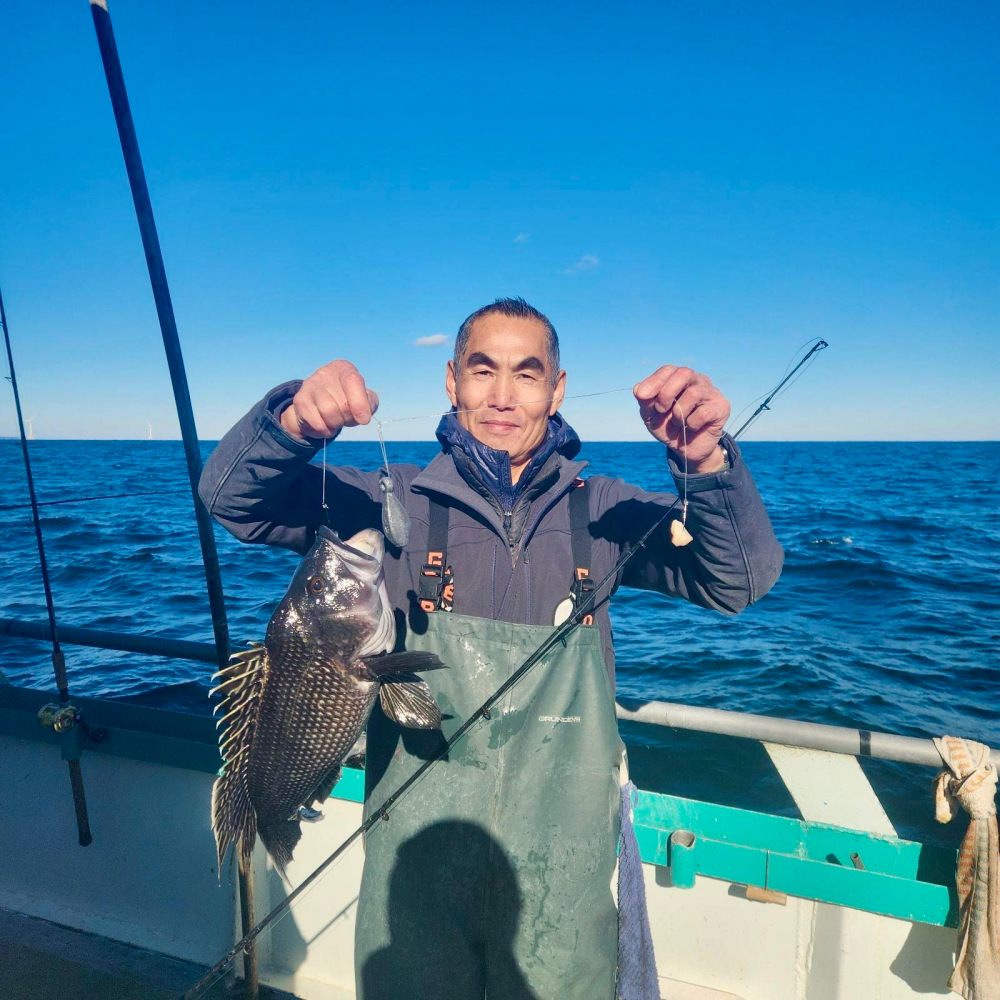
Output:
[
  {"xmin": 361, "ymin": 650, "xmax": 447, "ymax": 678},
  {"xmin": 306, "ymin": 766, "xmax": 343, "ymax": 808},
  {"xmin": 258, "ymin": 818, "xmax": 301, "ymax": 877},
  {"xmin": 379, "ymin": 675, "xmax": 443, "ymax": 730}
]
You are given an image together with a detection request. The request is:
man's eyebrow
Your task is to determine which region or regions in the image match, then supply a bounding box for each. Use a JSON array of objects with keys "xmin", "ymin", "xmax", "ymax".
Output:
[
  {"xmin": 463, "ymin": 351, "xmax": 548, "ymax": 374},
  {"xmin": 464, "ymin": 351, "xmax": 497, "ymax": 369},
  {"xmin": 514, "ymin": 356, "xmax": 547, "ymax": 374}
]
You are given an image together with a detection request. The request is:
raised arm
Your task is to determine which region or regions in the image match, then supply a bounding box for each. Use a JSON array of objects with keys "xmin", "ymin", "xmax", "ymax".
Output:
[
  {"xmin": 198, "ymin": 362, "xmax": 384, "ymax": 554},
  {"xmin": 592, "ymin": 365, "xmax": 783, "ymax": 613},
  {"xmin": 594, "ymin": 435, "xmax": 783, "ymax": 614}
]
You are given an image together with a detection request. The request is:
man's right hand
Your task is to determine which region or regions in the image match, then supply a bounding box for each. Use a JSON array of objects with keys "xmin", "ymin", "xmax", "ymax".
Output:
[{"xmin": 279, "ymin": 360, "xmax": 379, "ymax": 440}]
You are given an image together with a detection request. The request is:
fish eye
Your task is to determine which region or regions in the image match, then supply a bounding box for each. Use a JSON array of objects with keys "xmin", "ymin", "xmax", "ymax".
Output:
[{"xmin": 306, "ymin": 575, "xmax": 326, "ymax": 595}]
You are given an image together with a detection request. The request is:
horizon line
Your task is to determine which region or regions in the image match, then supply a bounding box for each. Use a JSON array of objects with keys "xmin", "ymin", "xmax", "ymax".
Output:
[{"xmin": 2, "ymin": 437, "xmax": 998, "ymax": 445}]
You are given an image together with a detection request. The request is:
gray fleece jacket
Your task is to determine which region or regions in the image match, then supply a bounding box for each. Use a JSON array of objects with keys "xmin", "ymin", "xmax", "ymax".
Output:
[{"xmin": 198, "ymin": 383, "xmax": 784, "ymax": 681}]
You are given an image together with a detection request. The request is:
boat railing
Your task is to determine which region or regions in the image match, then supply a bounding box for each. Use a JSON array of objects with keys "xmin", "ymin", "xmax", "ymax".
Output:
[
  {"xmin": 3, "ymin": 614, "xmax": 996, "ymax": 769},
  {"xmin": 614, "ymin": 699, "xmax": 996, "ymax": 768}
]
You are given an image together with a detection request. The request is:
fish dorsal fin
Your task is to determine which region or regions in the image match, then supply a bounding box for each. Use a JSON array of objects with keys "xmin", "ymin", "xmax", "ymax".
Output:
[
  {"xmin": 378, "ymin": 674, "xmax": 443, "ymax": 730},
  {"xmin": 210, "ymin": 643, "xmax": 270, "ymax": 874},
  {"xmin": 362, "ymin": 650, "xmax": 446, "ymax": 678}
]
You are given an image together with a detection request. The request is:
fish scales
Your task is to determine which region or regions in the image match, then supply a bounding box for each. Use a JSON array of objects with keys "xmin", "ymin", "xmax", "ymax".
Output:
[
  {"xmin": 211, "ymin": 527, "xmax": 446, "ymax": 876},
  {"xmin": 248, "ymin": 630, "xmax": 373, "ymax": 811}
]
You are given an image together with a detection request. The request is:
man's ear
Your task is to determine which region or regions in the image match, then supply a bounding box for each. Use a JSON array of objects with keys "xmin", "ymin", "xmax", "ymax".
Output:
[
  {"xmin": 445, "ymin": 359, "xmax": 459, "ymax": 408},
  {"xmin": 548, "ymin": 370, "xmax": 567, "ymax": 415}
]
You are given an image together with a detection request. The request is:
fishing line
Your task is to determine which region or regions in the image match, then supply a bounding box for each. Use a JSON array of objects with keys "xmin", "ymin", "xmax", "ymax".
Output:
[
  {"xmin": 373, "ymin": 385, "xmax": 633, "ymax": 429},
  {"xmin": 670, "ymin": 407, "xmax": 693, "ymax": 547},
  {"xmin": 328, "ymin": 386, "xmax": 634, "ymax": 548},
  {"xmin": 320, "ymin": 438, "xmax": 331, "ymax": 525},
  {"xmin": 182, "ymin": 345, "xmax": 829, "ymax": 999}
]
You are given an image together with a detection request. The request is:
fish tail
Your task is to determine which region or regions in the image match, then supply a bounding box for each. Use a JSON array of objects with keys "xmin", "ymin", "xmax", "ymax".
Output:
[
  {"xmin": 211, "ymin": 767, "xmax": 257, "ymax": 878},
  {"xmin": 258, "ymin": 818, "xmax": 302, "ymax": 876}
]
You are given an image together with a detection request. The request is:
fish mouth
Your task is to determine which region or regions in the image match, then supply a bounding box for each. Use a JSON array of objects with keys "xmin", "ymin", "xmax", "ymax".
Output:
[{"xmin": 317, "ymin": 525, "xmax": 385, "ymax": 564}]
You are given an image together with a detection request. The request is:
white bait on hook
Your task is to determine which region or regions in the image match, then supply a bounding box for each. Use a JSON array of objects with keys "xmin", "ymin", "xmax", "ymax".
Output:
[
  {"xmin": 669, "ymin": 519, "xmax": 694, "ymax": 547},
  {"xmin": 379, "ymin": 473, "xmax": 410, "ymax": 548}
]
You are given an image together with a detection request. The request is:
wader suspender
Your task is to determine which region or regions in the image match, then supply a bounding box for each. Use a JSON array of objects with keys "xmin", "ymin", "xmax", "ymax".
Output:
[
  {"xmin": 418, "ymin": 478, "xmax": 593, "ymax": 624},
  {"xmin": 418, "ymin": 500, "xmax": 454, "ymax": 613},
  {"xmin": 569, "ymin": 478, "xmax": 595, "ymax": 626}
]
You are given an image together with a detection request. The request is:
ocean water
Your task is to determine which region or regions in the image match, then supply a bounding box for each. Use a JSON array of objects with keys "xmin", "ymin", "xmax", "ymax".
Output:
[{"xmin": 1, "ymin": 439, "xmax": 998, "ymax": 846}]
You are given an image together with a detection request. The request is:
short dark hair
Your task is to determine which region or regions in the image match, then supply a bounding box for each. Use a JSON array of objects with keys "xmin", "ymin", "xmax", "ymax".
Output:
[{"xmin": 454, "ymin": 297, "xmax": 560, "ymax": 380}]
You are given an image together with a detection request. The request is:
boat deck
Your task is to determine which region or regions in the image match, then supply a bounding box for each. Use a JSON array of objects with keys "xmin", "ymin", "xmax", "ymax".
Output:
[
  {"xmin": 1, "ymin": 905, "xmax": 746, "ymax": 1000},
  {"xmin": 0, "ymin": 908, "xmax": 292, "ymax": 1000}
]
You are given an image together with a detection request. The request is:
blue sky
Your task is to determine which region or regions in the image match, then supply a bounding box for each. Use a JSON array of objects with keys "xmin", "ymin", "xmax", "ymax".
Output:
[{"xmin": 1, "ymin": 2, "xmax": 996, "ymax": 441}]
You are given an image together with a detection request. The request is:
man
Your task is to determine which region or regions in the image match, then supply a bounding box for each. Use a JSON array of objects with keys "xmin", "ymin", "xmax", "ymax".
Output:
[{"xmin": 199, "ymin": 297, "xmax": 783, "ymax": 999}]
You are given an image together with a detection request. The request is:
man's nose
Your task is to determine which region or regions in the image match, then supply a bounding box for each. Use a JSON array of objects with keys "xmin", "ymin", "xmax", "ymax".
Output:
[{"xmin": 488, "ymin": 374, "xmax": 516, "ymax": 409}]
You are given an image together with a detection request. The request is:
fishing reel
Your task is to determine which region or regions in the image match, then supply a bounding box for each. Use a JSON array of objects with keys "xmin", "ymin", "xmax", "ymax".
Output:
[{"xmin": 37, "ymin": 703, "xmax": 81, "ymax": 734}]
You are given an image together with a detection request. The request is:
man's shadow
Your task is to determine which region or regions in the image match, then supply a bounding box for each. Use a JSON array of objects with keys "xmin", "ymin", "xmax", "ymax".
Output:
[{"xmin": 360, "ymin": 820, "xmax": 538, "ymax": 1000}]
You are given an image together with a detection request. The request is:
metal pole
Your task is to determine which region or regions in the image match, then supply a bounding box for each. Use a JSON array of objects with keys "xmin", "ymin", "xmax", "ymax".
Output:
[
  {"xmin": 86, "ymin": 3, "xmax": 251, "ymax": 993},
  {"xmin": 87, "ymin": 0, "xmax": 230, "ymax": 672},
  {"xmin": 237, "ymin": 866, "xmax": 259, "ymax": 999},
  {"xmin": 614, "ymin": 699, "xmax": 1000, "ymax": 770},
  {"xmin": 0, "ymin": 617, "xmax": 223, "ymax": 664},
  {"xmin": 4, "ymin": 606, "xmax": 986, "ymax": 771},
  {"xmin": 3, "ymin": 610, "xmax": 989, "ymax": 771}
]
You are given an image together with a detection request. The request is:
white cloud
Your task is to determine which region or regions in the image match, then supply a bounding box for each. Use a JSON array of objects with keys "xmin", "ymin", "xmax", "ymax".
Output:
[
  {"xmin": 513, "ymin": 232, "xmax": 531, "ymax": 244},
  {"xmin": 564, "ymin": 254, "xmax": 599, "ymax": 274},
  {"xmin": 413, "ymin": 333, "xmax": 449, "ymax": 347}
]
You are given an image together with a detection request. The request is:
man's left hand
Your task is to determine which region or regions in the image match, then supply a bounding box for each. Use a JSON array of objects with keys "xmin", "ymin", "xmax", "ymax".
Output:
[{"xmin": 634, "ymin": 366, "xmax": 731, "ymax": 473}]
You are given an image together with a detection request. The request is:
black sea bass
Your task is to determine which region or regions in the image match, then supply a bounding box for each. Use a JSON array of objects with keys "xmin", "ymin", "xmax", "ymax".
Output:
[{"xmin": 211, "ymin": 526, "xmax": 444, "ymax": 874}]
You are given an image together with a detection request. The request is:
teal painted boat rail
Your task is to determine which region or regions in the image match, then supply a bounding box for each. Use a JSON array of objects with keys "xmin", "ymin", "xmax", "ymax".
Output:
[
  {"xmin": 0, "ymin": 684, "xmax": 959, "ymax": 929},
  {"xmin": 631, "ymin": 792, "xmax": 958, "ymax": 928}
]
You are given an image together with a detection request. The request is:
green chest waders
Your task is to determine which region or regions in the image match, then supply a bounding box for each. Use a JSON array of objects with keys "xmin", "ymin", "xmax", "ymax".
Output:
[{"xmin": 355, "ymin": 611, "xmax": 624, "ymax": 1000}]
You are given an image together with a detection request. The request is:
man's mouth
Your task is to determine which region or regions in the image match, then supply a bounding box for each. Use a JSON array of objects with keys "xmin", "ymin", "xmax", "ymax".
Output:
[{"xmin": 480, "ymin": 419, "xmax": 520, "ymax": 434}]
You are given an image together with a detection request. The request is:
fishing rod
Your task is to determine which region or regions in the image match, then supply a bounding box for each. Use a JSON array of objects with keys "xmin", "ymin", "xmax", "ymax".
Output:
[
  {"xmin": 1, "ymin": 283, "xmax": 93, "ymax": 848},
  {"xmin": 180, "ymin": 341, "xmax": 830, "ymax": 999},
  {"xmin": 731, "ymin": 339, "xmax": 828, "ymax": 438}
]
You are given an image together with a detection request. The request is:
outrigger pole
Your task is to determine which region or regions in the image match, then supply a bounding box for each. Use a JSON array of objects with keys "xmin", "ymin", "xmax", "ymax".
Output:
[
  {"xmin": 86, "ymin": 2, "xmax": 255, "ymax": 994},
  {"xmin": 86, "ymin": 1, "xmax": 230, "ymax": 669},
  {"xmin": 1, "ymin": 284, "xmax": 93, "ymax": 848}
]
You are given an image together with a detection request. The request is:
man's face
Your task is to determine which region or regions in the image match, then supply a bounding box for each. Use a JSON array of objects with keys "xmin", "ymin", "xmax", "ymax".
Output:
[{"xmin": 446, "ymin": 312, "xmax": 566, "ymax": 482}]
